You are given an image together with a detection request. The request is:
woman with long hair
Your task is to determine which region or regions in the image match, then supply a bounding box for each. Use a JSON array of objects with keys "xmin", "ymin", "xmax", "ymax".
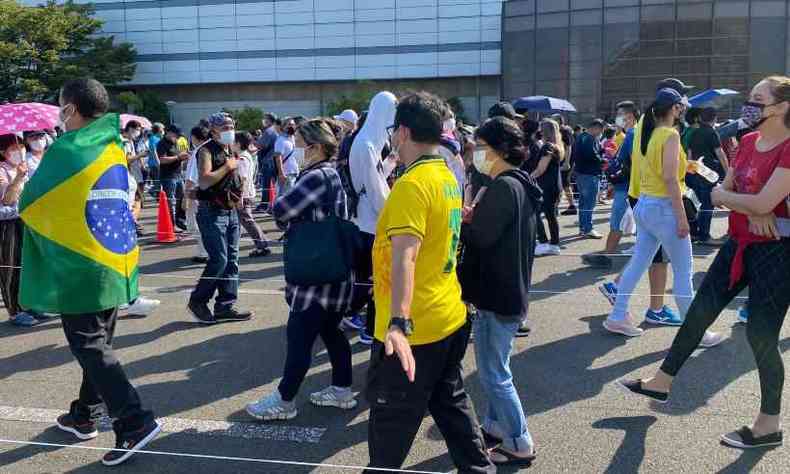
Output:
[
  {"xmin": 533, "ymin": 118, "xmax": 565, "ymax": 256},
  {"xmin": 619, "ymin": 76, "xmax": 790, "ymax": 449},
  {"xmin": 602, "ymin": 88, "xmax": 724, "ymax": 349},
  {"xmin": 246, "ymin": 118, "xmax": 357, "ymax": 421}
]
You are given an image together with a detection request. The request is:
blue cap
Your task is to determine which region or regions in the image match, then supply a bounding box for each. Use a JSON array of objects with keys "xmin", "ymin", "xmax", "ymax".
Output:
[{"xmin": 655, "ymin": 88, "xmax": 683, "ymax": 107}]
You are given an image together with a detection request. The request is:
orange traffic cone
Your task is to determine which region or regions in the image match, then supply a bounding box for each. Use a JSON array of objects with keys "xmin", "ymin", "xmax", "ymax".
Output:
[
  {"xmin": 156, "ymin": 190, "xmax": 178, "ymax": 243},
  {"xmin": 268, "ymin": 178, "xmax": 276, "ymax": 206}
]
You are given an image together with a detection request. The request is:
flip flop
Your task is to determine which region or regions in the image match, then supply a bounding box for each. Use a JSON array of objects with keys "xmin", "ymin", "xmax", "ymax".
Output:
[
  {"xmin": 721, "ymin": 426, "xmax": 783, "ymax": 449},
  {"xmin": 488, "ymin": 446, "xmax": 536, "ymax": 466},
  {"xmin": 481, "ymin": 429, "xmax": 502, "ymax": 449}
]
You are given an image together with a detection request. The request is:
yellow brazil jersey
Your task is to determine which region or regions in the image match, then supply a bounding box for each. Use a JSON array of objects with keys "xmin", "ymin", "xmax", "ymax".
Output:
[
  {"xmin": 372, "ymin": 155, "xmax": 466, "ymax": 346},
  {"xmin": 177, "ymin": 136, "xmax": 189, "ymax": 153},
  {"xmin": 614, "ymin": 130, "xmax": 625, "ymax": 150},
  {"xmin": 628, "ymin": 117, "xmax": 687, "ymax": 199}
]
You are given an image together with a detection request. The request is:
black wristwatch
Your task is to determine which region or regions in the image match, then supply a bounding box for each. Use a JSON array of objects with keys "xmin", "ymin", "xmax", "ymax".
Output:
[{"xmin": 389, "ymin": 317, "xmax": 414, "ymax": 336}]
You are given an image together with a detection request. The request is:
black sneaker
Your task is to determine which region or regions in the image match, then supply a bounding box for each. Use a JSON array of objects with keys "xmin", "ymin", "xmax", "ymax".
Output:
[
  {"xmin": 191, "ymin": 256, "xmax": 209, "ymax": 264},
  {"xmin": 248, "ymin": 248, "xmax": 272, "ymax": 258},
  {"xmin": 214, "ymin": 307, "xmax": 254, "ymax": 323},
  {"xmin": 560, "ymin": 207, "xmax": 577, "ymax": 216},
  {"xmin": 187, "ymin": 301, "xmax": 216, "ymax": 325},
  {"xmin": 515, "ymin": 322, "xmax": 531, "ymax": 338},
  {"xmin": 56, "ymin": 413, "xmax": 98, "ymax": 441},
  {"xmin": 101, "ymin": 420, "xmax": 161, "ymax": 466}
]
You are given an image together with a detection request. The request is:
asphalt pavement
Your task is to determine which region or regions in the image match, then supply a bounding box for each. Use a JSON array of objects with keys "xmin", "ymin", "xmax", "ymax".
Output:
[{"xmin": 0, "ymin": 201, "xmax": 787, "ymax": 473}]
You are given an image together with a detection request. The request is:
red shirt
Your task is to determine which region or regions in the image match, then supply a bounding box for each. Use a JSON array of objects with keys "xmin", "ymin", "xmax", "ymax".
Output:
[
  {"xmin": 732, "ymin": 132, "xmax": 790, "ymax": 220},
  {"xmin": 726, "ymin": 132, "xmax": 790, "ymax": 288}
]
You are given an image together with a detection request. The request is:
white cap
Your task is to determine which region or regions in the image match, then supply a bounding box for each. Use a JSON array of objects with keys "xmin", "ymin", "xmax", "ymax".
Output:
[{"xmin": 334, "ymin": 109, "xmax": 359, "ymax": 126}]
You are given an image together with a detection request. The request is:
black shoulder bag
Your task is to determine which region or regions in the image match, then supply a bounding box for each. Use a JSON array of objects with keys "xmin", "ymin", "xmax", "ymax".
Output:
[{"xmin": 283, "ymin": 168, "xmax": 360, "ymax": 286}]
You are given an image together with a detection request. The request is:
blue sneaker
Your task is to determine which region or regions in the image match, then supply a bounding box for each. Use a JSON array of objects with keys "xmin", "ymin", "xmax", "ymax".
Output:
[
  {"xmin": 341, "ymin": 313, "xmax": 365, "ymax": 331},
  {"xmin": 358, "ymin": 331, "xmax": 374, "ymax": 345},
  {"xmin": 599, "ymin": 282, "xmax": 618, "ymax": 306},
  {"xmin": 737, "ymin": 306, "xmax": 748, "ymax": 324},
  {"xmin": 10, "ymin": 312, "xmax": 41, "ymax": 327},
  {"xmin": 644, "ymin": 306, "xmax": 683, "ymax": 326}
]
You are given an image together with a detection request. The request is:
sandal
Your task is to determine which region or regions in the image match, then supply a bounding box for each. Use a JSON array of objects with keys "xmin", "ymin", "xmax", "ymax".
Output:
[
  {"xmin": 481, "ymin": 429, "xmax": 502, "ymax": 449},
  {"xmin": 616, "ymin": 379, "xmax": 669, "ymax": 403},
  {"xmin": 488, "ymin": 446, "xmax": 536, "ymax": 465},
  {"xmin": 721, "ymin": 426, "xmax": 783, "ymax": 449}
]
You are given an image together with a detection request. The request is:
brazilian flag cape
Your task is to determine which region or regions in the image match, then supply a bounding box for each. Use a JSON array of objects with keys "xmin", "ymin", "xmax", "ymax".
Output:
[{"xmin": 18, "ymin": 113, "xmax": 139, "ymax": 315}]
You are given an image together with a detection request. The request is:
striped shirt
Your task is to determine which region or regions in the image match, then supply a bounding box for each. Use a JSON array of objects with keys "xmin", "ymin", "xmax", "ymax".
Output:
[{"xmin": 273, "ymin": 160, "xmax": 355, "ymax": 313}]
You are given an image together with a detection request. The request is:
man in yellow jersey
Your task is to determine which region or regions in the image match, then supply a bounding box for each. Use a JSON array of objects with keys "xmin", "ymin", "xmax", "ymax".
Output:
[{"xmin": 365, "ymin": 92, "xmax": 494, "ymax": 473}]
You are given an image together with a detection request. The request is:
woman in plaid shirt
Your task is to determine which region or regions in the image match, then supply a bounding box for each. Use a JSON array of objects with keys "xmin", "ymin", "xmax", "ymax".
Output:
[{"xmin": 245, "ymin": 118, "xmax": 357, "ymax": 421}]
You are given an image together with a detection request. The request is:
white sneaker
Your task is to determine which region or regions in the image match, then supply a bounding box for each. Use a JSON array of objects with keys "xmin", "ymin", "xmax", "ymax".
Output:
[
  {"xmin": 620, "ymin": 245, "xmax": 635, "ymax": 255},
  {"xmin": 699, "ymin": 331, "xmax": 726, "ymax": 348},
  {"xmin": 534, "ymin": 243, "xmax": 551, "ymax": 256},
  {"xmin": 546, "ymin": 245, "xmax": 561, "ymax": 255},
  {"xmin": 603, "ymin": 317, "xmax": 643, "ymax": 337},
  {"xmin": 246, "ymin": 392, "xmax": 297, "ymax": 421},
  {"xmin": 309, "ymin": 386, "xmax": 357, "ymax": 409},
  {"xmin": 123, "ymin": 297, "xmax": 160, "ymax": 316},
  {"xmin": 585, "ymin": 230, "xmax": 604, "ymax": 239}
]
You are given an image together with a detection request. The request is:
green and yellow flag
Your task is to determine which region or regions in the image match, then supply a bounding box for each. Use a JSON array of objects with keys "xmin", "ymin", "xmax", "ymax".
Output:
[{"xmin": 19, "ymin": 113, "xmax": 139, "ymax": 315}]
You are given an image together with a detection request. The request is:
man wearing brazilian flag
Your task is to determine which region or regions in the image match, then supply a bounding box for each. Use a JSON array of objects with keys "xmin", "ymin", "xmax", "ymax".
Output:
[{"xmin": 19, "ymin": 79, "xmax": 159, "ymax": 466}]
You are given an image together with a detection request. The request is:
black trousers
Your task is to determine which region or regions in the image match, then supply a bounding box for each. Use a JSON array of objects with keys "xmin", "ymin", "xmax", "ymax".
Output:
[
  {"xmin": 365, "ymin": 322, "xmax": 494, "ymax": 473},
  {"xmin": 0, "ymin": 219, "xmax": 23, "ymax": 317},
  {"xmin": 278, "ymin": 303, "xmax": 352, "ymax": 401},
  {"xmin": 661, "ymin": 238, "xmax": 790, "ymax": 415},
  {"xmin": 351, "ymin": 231, "xmax": 376, "ymax": 338},
  {"xmin": 61, "ymin": 308, "xmax": 154, "ymax": 435},
  {"xmin": 536, "ymin": 190, "xmax": 560, "ymax": 245}
]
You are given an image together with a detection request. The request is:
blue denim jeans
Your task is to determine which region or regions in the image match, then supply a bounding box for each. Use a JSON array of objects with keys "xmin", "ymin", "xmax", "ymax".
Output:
[
  {"xmin": 609, "ymin": 185, "xmax": 629, "ymax": 232},
  {"xmin": 473, "ymin": 311, "xmax": 533, "ymax": 452},
  {"xmin": 160, "ymin": 178, "xmax": 179, "ymax": 225},
  {"xmin": 190, "ymin": 203, "xmax": 240, "ymax": 312},
  {"xmin": 610, "ymin": 195, "xmax": 693, "ymax": 322},
  {"xmin": 576, "ymin": 173, "xmax": 600, "ymax": 233}
]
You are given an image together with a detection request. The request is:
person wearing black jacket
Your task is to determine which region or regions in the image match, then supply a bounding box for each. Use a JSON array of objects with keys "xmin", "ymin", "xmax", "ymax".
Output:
[
  {"xmin": 572, "ymin": 119, "xmax": 605, "ymax": 238},
  {"xmin": 459, "ymin": 117, "xmax": 542, "ymax": 465}
]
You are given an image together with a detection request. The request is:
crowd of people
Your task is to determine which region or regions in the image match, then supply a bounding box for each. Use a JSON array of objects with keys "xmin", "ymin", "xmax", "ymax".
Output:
[{"xmin": 0, "ymin": 73, "xmax": 788, "ymax": 469}]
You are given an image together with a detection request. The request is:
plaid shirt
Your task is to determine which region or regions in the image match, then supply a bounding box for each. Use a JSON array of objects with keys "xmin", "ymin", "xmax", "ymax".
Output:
[{"xmin": 273, "ymin": 161, "xmax": 355, "ymax": 313}]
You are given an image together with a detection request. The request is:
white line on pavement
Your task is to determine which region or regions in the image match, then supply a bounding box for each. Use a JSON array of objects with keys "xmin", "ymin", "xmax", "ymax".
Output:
[{"xmin": 0, "ymin": 405, "xmax": 325, "ymax": 444}]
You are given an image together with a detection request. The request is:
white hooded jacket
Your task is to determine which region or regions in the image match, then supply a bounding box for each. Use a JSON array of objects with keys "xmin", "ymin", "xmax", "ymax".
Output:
[{"xmin": 350, "ymin": 91, "xmax": 398, "ymax": 235}]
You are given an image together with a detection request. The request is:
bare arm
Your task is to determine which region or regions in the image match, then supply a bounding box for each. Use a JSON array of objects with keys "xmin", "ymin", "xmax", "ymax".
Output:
[
  {"xmin": 713, "ymin": 167, "xmax": 790, "ymax": 215},
  {"xmin": 715, "ymin": 147, "xmax": 729, "ymax": 172},
  {"xmin": 661, "ymin": 134, "xmax": 688, "ymax": 237},
  {"xmin": 385, "ymin": 234, "xmax": 421, "ymax": 382},
  {"xmin": 530, "ymin": 154, "xmax": 552, "ymax": 180},
  {"xmin": 197, "ymin": 148, "xmax": 235, "ymax": 190}
]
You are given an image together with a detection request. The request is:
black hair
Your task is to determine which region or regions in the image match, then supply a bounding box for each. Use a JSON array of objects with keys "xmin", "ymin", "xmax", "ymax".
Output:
[
  {"xmin": 475, "ymin": 116, "xmax": 527, "ymax": 167},
  {"xmin": 640, "ymin": 101, "xmax": 677, "ymax": 155},
  {"xmin": 124, "ymin": 120, "xmax": 141, "ymax": 132},
  {"xmin": 151, "ymin": 123, "xmax": 164, "ymax": 134},
  {"xmin": 60, "ymin": 78, "xmax": 109, "ymax": 118},
  {"xmin": 685, "ymin": 107, "xmax": 702, "ymax": 126},
  {"xmin": 616, "ymin": 100, "xmax": 641, "ymax": 120},
  {"xmin": 603, "ymin": 127, "xmax": 616, "ymax": 140},
  {"xmin": 394, "ymin": 92, "xmax": 444, "ymax": 145},
  {"xmin": 264, "ymin": 113, "xmax": 277, "ymax": 123},
  {"xmin": 235, "ymin": 131, "xmax": 253, "ymax": 150},
  {"xmin": 165, "ymin": 124, "xmax": 182, "ymax": 136},
  {"xmin": 700, "ymin": 107, "xmax": 717, "ymax": 124},
  {"xmin": 198, "ymin": 118, "xmax": 210, "ymax": 129},
  {"xmin": 191, "ymin": 126, "xmax": 210, "ymax": 142},
  {"xmin": 573, "ymin": 125, "xmax": 582, "ymax": 133}
]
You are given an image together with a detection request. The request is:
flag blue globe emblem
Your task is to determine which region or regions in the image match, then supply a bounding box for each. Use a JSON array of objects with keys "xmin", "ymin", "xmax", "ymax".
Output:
[{"xmin": 85, "ymin": 164, "xmax": 136, "ymax": 255}]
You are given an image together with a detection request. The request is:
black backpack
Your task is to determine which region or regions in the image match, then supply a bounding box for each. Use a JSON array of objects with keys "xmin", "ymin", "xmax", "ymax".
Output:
[{"xmin": 336, "ymin": 157, "xmax": 361, "ymax": 219}]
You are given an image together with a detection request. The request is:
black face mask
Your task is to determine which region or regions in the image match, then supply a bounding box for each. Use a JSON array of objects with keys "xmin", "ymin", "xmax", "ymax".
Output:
[{"xmin": 286, "ymin": 127, "xmax": 296, "ymax": 136}]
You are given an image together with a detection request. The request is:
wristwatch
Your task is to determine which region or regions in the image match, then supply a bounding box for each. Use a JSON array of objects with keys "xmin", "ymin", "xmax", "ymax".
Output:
[{"xmin": 389, "ymin": 317, "xmax": 414, "ymax": 336}]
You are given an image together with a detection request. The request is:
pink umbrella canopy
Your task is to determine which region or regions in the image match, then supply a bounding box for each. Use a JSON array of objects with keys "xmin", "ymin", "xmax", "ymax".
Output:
[
  {"xmin": 0, "ymin": 103, "xmax": 59, "ymax": 136},
  {"xmin": 120, "ymin": 113, "xmax": 152, "ymax": 129}
]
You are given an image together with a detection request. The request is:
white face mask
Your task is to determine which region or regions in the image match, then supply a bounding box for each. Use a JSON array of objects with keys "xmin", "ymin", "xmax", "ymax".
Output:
[
  {"xmin": 130, "ymin": 130, "xmax": 141, "ymax": 140},
  {"xmin": 443, "ymin": 118, "xmax": 456, "ymax": 133},
  {"xmin": 219, "ymin": 130, "xmax": 235, "ymax": 145},
  {"xmin": 615, "ymin": 116, "xmax": 626, "ymax": 129},
  {"xmin": 473, "ymin": 149, "xmax": 493, "ymax": 176},
  {"xmin": 29, "ymin": 139, "xmax": 46, "ymax": 152}
]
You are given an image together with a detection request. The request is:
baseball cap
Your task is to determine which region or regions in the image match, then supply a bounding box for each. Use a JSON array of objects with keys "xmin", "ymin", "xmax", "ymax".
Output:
[
  {"xmin": 655, "ymin": 88, "xmax": 684, "ymax": 107},
  {"xmin": 334, "ymin": 109, "xmax": 359, "ymax": 126},
  {"xmin": 656, "ymin": 78, "xmax": 695, "ymax": 95},
  {"xmin": 488, "ymin": 101, "xmax": 521, "ymax": 120}
]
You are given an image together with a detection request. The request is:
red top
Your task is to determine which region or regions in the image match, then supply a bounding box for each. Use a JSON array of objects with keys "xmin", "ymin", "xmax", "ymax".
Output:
[{"xmin": 726, "ymin": 132, "xmax": 790, "ymax": 287}]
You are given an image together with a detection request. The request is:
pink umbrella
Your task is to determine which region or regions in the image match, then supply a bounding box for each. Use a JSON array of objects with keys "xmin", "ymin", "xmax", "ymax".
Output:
[
  {"xmin": 0, "ymin": 103, "xmax": 59, "ymax": 136},
  {"xmin": 120, "ymin": 113, "xmax": 152, "ymax": 129}
]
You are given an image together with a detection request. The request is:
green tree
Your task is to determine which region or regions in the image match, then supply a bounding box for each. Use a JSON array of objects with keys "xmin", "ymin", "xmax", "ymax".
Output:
[
  {"xmin": 224, "ymin": 106, "xmax": 265, "ymax": 132},
  {"xmin": 0, "ymin": 0, "xmax": 136, "ymax": 103},
  {"xmin": 135, "ymin": 91, "xmax": 169, "ymax": 125},
  {"xmin": 325, "ymin": 83, "xmax": 376, "ymax": 116}
]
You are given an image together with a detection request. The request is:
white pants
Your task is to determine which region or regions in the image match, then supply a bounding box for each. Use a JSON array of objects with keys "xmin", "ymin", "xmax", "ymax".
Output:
[{"xmin": 186, "ymin": 199, "xmax": 207, "ymax": 258}]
